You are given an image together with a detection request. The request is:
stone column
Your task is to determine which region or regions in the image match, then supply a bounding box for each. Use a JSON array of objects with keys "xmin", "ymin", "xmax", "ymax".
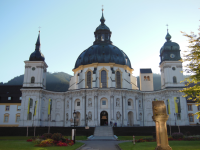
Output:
[
  {"xmin": 94, "ymin": 94, "xmax": 98, "ymax": 126},
  {"xmin": 81, "ymin": 96, "xmax": 85, "ymax": 126},
  {"xmin": 152, "ymin": 101, "xmax": 172, "ymax": 150},
  {"xmin": 122, "ymin": 95, "xmax": 127, "ymax": 126}
]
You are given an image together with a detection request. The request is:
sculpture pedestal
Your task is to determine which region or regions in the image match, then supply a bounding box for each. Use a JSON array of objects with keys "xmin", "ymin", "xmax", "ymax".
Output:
[{"xmin": 152, "ymin": 101, "xmax": 172, "ymax": 150}]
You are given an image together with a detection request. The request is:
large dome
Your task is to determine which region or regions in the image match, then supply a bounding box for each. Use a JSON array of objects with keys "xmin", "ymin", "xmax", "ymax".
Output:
[
  {"xmin": 74, "ymin": 12, "xmax": 132, "ymax": 69},
  {"xmin": 74, "ymin": 44, "xmax": 132, "ymax": 69}
]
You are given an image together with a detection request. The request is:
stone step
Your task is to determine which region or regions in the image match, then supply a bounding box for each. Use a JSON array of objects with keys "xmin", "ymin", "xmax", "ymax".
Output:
[{"xmin": 93, "ymin": 126, "xmax": 114, "ymax": 137}]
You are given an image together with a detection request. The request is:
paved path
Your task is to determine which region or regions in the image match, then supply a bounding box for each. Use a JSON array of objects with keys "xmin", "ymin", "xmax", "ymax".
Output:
[{"xmin": 79, "ymin": 141, "xmax": 125, "ymax": 150}]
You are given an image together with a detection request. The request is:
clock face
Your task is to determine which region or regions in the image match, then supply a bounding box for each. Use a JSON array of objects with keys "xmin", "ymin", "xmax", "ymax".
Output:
[{"xmin": 170, "ymin": 54, "xmax": 175, "ymax": 58}]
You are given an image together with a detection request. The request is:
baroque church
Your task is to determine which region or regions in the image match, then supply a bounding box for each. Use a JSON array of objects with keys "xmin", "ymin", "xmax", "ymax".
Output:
[{"xmin": 19, "ymin": 11, "xmax": 190, "ymax": 127}]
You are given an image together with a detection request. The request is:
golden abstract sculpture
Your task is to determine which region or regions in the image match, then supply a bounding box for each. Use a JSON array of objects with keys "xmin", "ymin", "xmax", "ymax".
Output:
[{"xmin": 152, "ymin": 101, "xmax": 172, "ymax": 150}]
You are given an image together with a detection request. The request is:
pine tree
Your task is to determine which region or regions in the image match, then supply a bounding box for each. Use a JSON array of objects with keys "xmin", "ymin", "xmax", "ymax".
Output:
[{"xmin": 180, "ymin": 25, "xmax": 200, "ymax": 119}]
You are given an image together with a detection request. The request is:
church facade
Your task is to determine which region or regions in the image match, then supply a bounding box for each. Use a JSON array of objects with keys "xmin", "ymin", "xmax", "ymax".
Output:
[{"xmin": 19, "ymin": 12, "xmax": 190, "ymax": 127}]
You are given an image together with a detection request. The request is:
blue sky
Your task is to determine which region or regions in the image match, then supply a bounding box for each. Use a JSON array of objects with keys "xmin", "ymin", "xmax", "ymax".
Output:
[{"xmin": 0, "ymin": 0, "xmax": 199, "ymax": 83}]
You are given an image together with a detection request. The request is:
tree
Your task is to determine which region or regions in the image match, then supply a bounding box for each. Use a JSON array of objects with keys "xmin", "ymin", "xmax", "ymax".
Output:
[{"xmin": 180, "ymin": 25, "xmax": 200, "ymax": 119}]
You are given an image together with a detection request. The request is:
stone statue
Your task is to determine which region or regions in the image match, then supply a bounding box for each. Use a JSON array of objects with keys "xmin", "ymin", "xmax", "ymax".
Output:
[
  {"xmin": 88, "ymin": 99, "xmax": 92, "ymax": 107},
  {"xmin": 116, "ymin": 99, "xmax": 120, "ymax": 107},
  {"xmin": 66, "ymin": 113, "xmax": 68, "ymax": 121},
  {"xmin": 116, "ymin": 111, "xmax": 121, "ymax": 120},
  {"xmin": 88, "ymin": 111, "xmax": 92, "ymax": 121},
  {"xmin": 152, "ymin": 101, "xmax": 172, "ymax": 150},
  {"xmin": 67, "ymin": 101, "xmax": 69, "ymax": 108}
]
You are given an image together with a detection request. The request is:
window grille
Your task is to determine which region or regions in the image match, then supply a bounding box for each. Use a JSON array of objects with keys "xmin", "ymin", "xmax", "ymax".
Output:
[
  {"xmin": 87, "ymin": 71, "xmax": 91, "ymax": 88},
  {"xmin": 77, "ymin": 102, "xmax": 80, "ymax": 106},
  {"xmin": 101, "ymin": 70, "xmax": 107, "ymax": 88},
  {"xmin": 4, "ymin": 116, "xmax": 8, "ymax": 122},
  {"xmin": 102, "ymin": 101, "xmax": 106, "ymax": 105},
  {"xmin": 128, "ymin": 101, "xmax": 131, "ymax": 106},
  {"xmin": 116, "ymin": 71, "xmax": 121, "ymax": 88},
  {"xmin": 5, "ymin": 106, "xmax": 10, "ymax": 111},
  {"xmin": 31, "ymin": 77, "xmax": 35, "ymax": 83},
  {"xmin": 30, "ymin": 99, "xmax": 33, "ymax": 108},
  {"xmin": 173, "ymin": 76, "xmax": 177, "ymax": 83}
]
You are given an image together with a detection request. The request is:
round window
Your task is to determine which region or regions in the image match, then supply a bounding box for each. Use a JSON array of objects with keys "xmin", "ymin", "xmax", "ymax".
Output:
[
  {"xmin": 32, "ymin": 67, "xmax": 35, "ymax": 71},
  {"xmin": 172, "ymin": 67, "xmax": 176, "ymax": 70}
]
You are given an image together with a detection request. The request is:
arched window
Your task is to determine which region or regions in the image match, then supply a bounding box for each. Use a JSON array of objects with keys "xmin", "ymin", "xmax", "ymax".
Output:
[
  {"xmin": 173, "ymin": 76, "xmax": 177, "ymax": 83},
  {"xmin": 147, "ymin": 76, "xmax": 150, "ymax": 81},
  {"xmin": 87, "ymin": 71, "xmax": 91, "ymax": 88},
  {"xmin": 101, "ymin": 70, "xmax": 107, "ymax": 88},
  {"xmin": 116, "ymin": 71, "xmax": 121, "ymax": 88},
  {"xmin": 31, "ymin": 77, "xmax": 35, "ymax": 83},
  {"xmin": 144, "ymin": 76, "xmax": 146, "ymax": 81}
]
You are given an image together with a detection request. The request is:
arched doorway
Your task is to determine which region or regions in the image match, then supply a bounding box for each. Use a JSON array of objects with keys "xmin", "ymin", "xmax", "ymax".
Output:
[
  {"xmin": 128, "ymin": 111, "xmax": 133, "ymax": 126},
  {"xmin": 100, "ymin": 111, "xmax": 108, "ymax": 126}
]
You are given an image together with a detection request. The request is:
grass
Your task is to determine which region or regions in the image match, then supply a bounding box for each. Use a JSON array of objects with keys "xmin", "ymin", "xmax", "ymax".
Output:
[
  {"xmin": 0, "ymin": 140, "xmax": 84, "ymax": 150},
  {"xmin": 0, "ymin": 136, "xmax": 87, "ymax": 140},
  {"xmin": 118, "ymin": 141, "xmax": 200, "ymax": 150},
  {"xmin": 117, "ymin": 136, "xmax": 152, "ymax": 140}
]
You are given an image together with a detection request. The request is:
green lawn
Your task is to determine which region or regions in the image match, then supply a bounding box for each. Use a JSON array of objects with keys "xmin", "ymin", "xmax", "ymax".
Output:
[
  {"xmin": 0, "ymin": 140, "xmax": 84, "ymax": 150},
  {"xmin": 118, "ymin": 141, "xmax": 200, "ymax": 150},
  {"xmin": 117, "ymin": 136, "xmax": 152, "ymax": 140}
]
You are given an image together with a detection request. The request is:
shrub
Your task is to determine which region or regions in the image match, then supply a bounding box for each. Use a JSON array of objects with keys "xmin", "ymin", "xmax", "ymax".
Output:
[
  {"xmin": 43, "ymin": 133, "xmax": 52, "ymax": 139},
  {"xmin": 61, "ymin": 137, "xmax": 66, "ymax": 142},
  {"xmin": 172, "ymin": 132, "xmax": 184, "ymax": 139},
  {"xmin": 34, "ymin": 138, "xmax": 43, "ymax": 145},
  {"xmin": 52, "ymin": 133, "xmax": 62, "ymax": 141},
  {"xmin": 185, "ymin": 131, "xmax": 191, "ymax": 136}
]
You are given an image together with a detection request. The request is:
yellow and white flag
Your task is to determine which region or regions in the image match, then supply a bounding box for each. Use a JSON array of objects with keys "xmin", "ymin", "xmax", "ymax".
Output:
[
  {"xmin": 48, "ymin": 99, "xmax": 52, "ymax": 115},
  {"xmin": 27, "ymin": 98, "xmax": 30, "ymax": 114},
  {"xmin": 34, "ymin": 101, "xmax": 38, "ymax": 116},
  {"xmin": 174, "ymin": 97, "xmax": 178, "ymax": 113}
]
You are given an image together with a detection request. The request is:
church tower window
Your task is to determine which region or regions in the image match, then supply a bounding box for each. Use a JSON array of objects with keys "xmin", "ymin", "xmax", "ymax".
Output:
[
  {"xmin": 87, "ymin": 71, "xmax": 91, "ymax": 88},
  {"xmin": 31, "ymin": 77, "xmax": 35, "ymax": 83},
  {"xmin": 144, "ymin": 76, "xmax": 146, "ymax": 81},
  {"xmin": 101, "ymin": 70, "xmax": 107, "ymax": 88},
  {"xmin": 173, "ymin": 76, "xmax": 177, "ymax": 83},
  {"xmin": 147, "ymin": 76, "xmax": 150, "ymax": 81},
  {"xmin": 116, "ymin": 71, "xmax": 121, "ymax": 88}
]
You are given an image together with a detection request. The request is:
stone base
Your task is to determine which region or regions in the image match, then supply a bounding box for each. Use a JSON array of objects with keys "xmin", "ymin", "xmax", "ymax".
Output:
[{"xmin": 155, "ymin": 145, "xmax": 172, "ymax": 150}]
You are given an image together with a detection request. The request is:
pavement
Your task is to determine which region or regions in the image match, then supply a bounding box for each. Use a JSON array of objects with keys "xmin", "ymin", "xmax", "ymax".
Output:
[{"xmin": 79, "ymin": 140, "xmax": 125, "ymax": 150}]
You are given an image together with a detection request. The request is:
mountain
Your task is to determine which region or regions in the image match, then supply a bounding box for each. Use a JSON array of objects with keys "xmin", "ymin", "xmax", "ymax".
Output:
[
  {"xmin": 3, "ymin": 72, "xmax": 72, "ymax": 92},
  {"xmin": 3, "ymin": 72, "xmax": 190, "ymax": 92}
]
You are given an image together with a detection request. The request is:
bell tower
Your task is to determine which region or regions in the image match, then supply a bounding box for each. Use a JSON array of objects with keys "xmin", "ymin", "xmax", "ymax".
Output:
[
  {"xmin": 23, "ymin": 32, "xmax": 48, "ymax": 89},
  {"xmin": 159, "ymin": 30, "xmax": 184, "ymax": 89}
]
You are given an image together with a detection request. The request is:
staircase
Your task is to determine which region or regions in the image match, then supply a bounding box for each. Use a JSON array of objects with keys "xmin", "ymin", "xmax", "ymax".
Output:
[{"xmin": 90, "ymin": 126, "xmax": 116, "ymax": 140}]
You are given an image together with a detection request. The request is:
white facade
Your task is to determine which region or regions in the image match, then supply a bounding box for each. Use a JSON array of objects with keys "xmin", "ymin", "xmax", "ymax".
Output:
[
  {"xmin": 0, "ymin": 103, "xmax": 21, "ymax": 127},
  {"xmin": 160, "ymin": 61, "xmax": 184, "ymax": 89},
  {"xmin": 23, "ymin": 61, "xmax": 48, "ymax": 89}
]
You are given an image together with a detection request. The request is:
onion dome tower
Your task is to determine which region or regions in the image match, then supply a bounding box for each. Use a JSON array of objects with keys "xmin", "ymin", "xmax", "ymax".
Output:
[
  {"xmin": 159, "ymin": 29, "xmax": 184, "ymax": 89},
  {"xmin": 23, "ymin": 31, "xmax": 48, "ymax": 89},
  {"xmin": 160, "ymin": 30, "xmax": 181, "ymax": 64},
  {"xmin": 74, "ymin": 10, "xmax": 132, "ymax": 70},
  {"xmin": 29, "ymin": 32, "xmax": 45, "ymax": 61}
]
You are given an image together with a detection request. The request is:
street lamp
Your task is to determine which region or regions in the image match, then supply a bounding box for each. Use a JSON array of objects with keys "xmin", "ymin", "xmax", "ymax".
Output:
[
  {"xmin": 73, "ymin": 110, "xmax": 76, "ymax": 144},
  {"xmin": 85, "ymin": 114, "xmax": 88, "ymax": 126}
]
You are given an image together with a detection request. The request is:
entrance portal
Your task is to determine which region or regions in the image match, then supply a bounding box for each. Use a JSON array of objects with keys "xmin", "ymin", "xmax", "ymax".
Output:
[{"xmin": 100, "ymin": 111, "xmax": 108, "ymax": 126}]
